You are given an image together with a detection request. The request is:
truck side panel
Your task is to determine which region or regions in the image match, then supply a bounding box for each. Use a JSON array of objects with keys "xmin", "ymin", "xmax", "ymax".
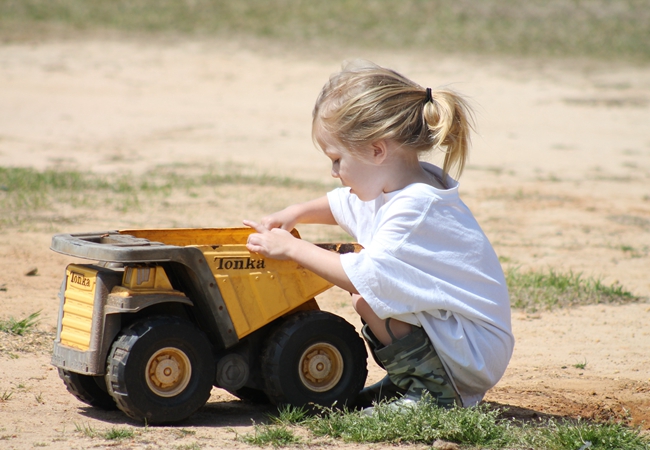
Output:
[{"xmin": 200, "ymin": 244, "xmax": 331, "ymax": 338}]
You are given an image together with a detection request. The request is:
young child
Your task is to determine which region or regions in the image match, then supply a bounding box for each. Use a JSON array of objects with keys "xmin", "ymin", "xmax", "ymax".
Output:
[{"xmin": 243, "ymin": 61, "xmax": 514, "ymax": 411}]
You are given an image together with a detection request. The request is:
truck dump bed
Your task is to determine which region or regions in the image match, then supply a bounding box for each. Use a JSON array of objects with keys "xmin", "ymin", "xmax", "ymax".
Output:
[{"xmin": 51, "ymin": 228, "xmax": 358, "ymax": 341}]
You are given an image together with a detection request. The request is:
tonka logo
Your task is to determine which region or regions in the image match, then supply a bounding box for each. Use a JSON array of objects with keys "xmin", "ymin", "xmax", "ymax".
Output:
[
  {"xmin": 215, "ymin": 257, "xmax": 265, "ymax": 270},
  {"xmin": 70, "ymin": 272, "xmax": 91, "ymax": 288}
]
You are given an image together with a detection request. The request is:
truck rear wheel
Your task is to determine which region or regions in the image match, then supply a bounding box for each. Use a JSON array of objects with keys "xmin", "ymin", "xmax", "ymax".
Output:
[
  {"xmin": 58, "ymin": 369, "xmax": 117, "ymax": 410},
  {"xmin": 105, "ymin": 316, "xmax": 215, "ymax": 424},
  {"xmin": 261, "ymin": 311, "xmax": 367, "ymax": 408}
]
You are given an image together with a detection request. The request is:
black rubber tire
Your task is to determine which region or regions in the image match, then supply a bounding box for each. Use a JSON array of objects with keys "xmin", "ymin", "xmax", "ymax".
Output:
[
  {"xmin": 58, "ymin": 368, "xmax": 117, "ymax": 410},
  {"xmin": 261, "ymin": 311, "xmax": 367, "ymax": 408},
  {"xmin": 105, "ymin": 316, "xmax": 215, "ymax": 424},
  {"xmin": 228, "ymin": 386, "xmax": 271, "ymax": 404}
]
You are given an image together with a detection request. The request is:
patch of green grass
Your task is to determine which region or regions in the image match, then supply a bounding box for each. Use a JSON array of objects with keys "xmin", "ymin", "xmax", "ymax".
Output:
[
  {"xmin": 239, "ymin": 423, "xmax": 302, "ymax": 447},
  {"xmin": 618, "ymin": 244, "xmax": 647, "ymax": 258},
  {"xmin": 74, "ymin": 422, "xmax": 99, "ymax": 439},
  {"xmin": 272, "ymin": 404, "xmax": 310, "ymax": 425},
  {"xmin": 506, "ymin": 268, "xmax": 638, "ymax": 313},
  {"xmin": 532, "ymin": 419, "xmax": 650, "ymax": 450},
  {"xmin": 74, "ymin": 424, "xmax": 135, "ymax": 441},
  {"xmin": 103, "ymin": 427, "xmax": 134, "ymax": 440},
  {"xmin": 573, "ymin": 359, "xmax": 588, "ymax": 370},
  {"xmin": 1, "ymin": 167, "xmax": 142, "ymax": 215},
  {"xmin": 0, "ymin": 311, "xmax": 40, "ymax": 336},
  {"xmin": 247, "ymin": 401, "xmax": 650, "ymax": 449},
  {"xmin": 307, "ymin": 401, "xmax": 511, "ymax": 446},
  {"xmin": 0, "ymin": 166, "xmax": 139, "ymax": 226},
  {"xmin": 0, "ymin": 0, "xmax": 649, "ymax": 61},
  {"xmin": 0, "ymin": 167, "xmax": 90, "ymax": 192}
]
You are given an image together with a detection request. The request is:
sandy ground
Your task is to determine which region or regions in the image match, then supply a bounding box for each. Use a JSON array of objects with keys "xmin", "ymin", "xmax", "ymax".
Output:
[{"xmin": 0, "ymin": 37, "xmax": 649, "ymax": 449}]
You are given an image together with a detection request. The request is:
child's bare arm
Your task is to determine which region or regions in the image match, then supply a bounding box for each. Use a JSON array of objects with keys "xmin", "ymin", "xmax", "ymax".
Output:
[
  {"xmin": 243, "ymin": 220, "xmax": 357, "ymax": 294},
  {"xmin": 261, "ymin": 196, "xmax": 336, "ymax": 230}
]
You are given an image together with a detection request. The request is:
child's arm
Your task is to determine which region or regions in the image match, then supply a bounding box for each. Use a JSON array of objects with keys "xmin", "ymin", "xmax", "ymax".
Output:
[
  {"xmin": 260, "ymin": 196, "xmax": 337, "ymax": 231},
  {"xmin": 243, "ymin": 219, "xmax": 357, "ymax": 294}
]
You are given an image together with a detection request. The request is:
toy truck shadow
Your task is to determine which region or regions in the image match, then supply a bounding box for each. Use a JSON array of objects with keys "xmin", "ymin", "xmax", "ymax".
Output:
[{"xmin": 51, "ymin": 228, "xmax": 367, "ymax": 424}]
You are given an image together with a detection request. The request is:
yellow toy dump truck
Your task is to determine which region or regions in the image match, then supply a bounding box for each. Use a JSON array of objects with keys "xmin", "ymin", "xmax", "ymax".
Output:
[{"xmin": 50, "ymin": 228, "xmax": 367, "ymax": 424}]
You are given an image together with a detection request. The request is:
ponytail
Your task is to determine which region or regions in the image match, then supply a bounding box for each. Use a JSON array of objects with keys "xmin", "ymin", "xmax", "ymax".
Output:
[{"xmin": 423, "ymin": 89, "xmax": 474, "ymax": 180}]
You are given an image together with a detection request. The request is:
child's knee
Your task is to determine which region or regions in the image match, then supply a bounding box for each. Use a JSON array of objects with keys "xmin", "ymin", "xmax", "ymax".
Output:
[{"xmin": 351, "ymin": 294, "xmax": 374, "ymax": 317}]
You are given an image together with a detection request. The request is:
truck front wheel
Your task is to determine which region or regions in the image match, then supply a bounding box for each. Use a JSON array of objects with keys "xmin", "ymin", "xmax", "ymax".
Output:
[
  {"xmin": 58, "ymin": 369, "xmax": 117, "ymax": 410},
  {"xmin": 261, "ymin": 311, "xmax": 367, "ymax": 408},
  {"xmin": 105, "ymin": 316, "xmax": 215, "ymax": 424}
]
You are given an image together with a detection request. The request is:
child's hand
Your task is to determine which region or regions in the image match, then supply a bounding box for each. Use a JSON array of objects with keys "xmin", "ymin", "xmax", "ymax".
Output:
[
  {"xmin": 243, "ymin": 219, "xmax": 297, "ymax": 260},
  {"xmin": 257, "ymin": 197, "xmax": 335, "ymax": 230},
  {"xmin": 260, "ymin": 207, "xmax": 299, "ymax": 231},
  {"xmin": 245, "ymin": 218, "xmax": 356, "ymax": 294}
]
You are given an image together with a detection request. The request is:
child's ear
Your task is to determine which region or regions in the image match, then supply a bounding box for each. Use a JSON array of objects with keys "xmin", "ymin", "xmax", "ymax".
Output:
[{"xmin": 370, "ymin": 140, "xmax": 388, "ymax": 164}]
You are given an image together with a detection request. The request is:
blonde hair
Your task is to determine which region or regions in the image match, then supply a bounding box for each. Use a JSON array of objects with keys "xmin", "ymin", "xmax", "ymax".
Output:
[{"xmin": 312, "ymin": 61, "xmax": 475, "ymax": 179}]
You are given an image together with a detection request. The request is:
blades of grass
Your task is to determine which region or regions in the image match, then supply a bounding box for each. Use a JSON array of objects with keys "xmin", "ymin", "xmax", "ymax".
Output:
[
  {"xmin": 532, "ymin": 419, "xmax": 650, "ymax": 450},
  {"xmin": 306, "ymin": 399, "xmax": 513, "ymax": 447},
  {"xmin": 103, "ymin": 427, "xmax": 134, "ymax": 440},
  {"xmin": 238, "ymin": 423, "xmax": 301, "ymax": 447},
  {"xmin": 74, "ymin": 422, "xmax": 99, "ymax": 439},
  {"xmin": 271, "ymin": 404, "xmax": 310, "ymax": 426},
  {"xmin": 242, "ymin": 398, "xmax": 650, "ymax": 449},
  {"xmin": 0, "ymin": 311, "xmax": 41, "ymax": 336}
]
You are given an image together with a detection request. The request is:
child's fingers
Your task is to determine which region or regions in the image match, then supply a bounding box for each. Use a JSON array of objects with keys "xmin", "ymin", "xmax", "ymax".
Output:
[
  {"xmin": 260, "ymin": 216, "xmax": 280, "ymax": 229},
  {"xmin": 242, "ymin": 219, "xmax": 268, "ymax": 233},
  {"xmin": 244, "ymin": 232, "xmax": 265, "ymax": 253}
]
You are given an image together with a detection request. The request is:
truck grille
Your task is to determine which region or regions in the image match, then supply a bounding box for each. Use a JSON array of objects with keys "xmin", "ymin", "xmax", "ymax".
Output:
[{"xmin": 60, "ymin": 266, "xmax": 97, "ymax": 351}]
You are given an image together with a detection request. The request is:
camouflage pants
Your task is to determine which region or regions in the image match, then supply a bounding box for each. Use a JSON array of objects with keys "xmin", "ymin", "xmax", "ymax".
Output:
[{"xmin": 373, "ymin": 325, "xmax": 461, "ymax": 408}]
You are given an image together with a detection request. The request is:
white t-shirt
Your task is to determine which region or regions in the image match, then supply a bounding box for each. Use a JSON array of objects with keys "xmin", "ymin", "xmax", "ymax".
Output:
[{"xmin": 327, "ymin": 162, "xmax": 514, "ymax": 407}]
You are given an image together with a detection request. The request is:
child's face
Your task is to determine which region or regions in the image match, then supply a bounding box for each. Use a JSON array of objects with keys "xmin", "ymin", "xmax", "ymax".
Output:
[{"xmin": 318, "ymin": 131, "xmax": 385, "ymax": 201}]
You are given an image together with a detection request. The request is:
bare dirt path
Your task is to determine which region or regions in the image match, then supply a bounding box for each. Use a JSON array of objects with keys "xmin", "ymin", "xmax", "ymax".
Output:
[{"xmin": 0, "ymin": 37, "xmax": 649, "ymax": 448}]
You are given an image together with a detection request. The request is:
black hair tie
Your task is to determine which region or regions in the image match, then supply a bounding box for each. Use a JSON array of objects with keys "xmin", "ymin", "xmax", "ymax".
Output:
[{"xmin": 425, "ymin": 87, "xmax": 433, "ymax": 103}]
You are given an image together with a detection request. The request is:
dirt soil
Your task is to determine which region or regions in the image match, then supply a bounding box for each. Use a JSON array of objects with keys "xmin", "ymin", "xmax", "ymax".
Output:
[{"xmin": 0, "ymin": 37, "xmax": 649, "ymax": 449}]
